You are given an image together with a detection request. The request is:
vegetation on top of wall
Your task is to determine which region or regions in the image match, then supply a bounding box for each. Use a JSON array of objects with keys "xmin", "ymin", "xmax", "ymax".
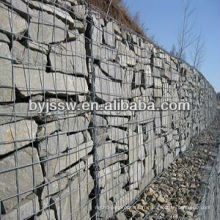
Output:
[{"xmin": 87, "ymin": 0, "xmax": 146, "ymax": 36}]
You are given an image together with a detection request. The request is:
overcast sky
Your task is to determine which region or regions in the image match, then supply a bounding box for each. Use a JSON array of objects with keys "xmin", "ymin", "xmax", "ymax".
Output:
[{"xmin": 124, "ymin": 0, "xmax": 220, "ymax": 92}]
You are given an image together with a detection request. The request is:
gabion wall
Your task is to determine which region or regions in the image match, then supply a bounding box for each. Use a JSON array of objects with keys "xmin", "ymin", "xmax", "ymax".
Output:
[{"xmin": 0, "ymin": 0, "xmax": 217, "ymax": 219}]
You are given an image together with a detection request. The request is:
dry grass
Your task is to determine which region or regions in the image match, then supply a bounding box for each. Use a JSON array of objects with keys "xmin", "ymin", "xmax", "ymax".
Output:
[{"xmin": 87, "ymin": 0, "xmax": 146, "ymax": 36}]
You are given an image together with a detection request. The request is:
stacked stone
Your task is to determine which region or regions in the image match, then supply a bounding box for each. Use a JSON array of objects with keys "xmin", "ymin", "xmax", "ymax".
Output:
[
  {"xmin": 0, "ymin": 1, "xmax": 93, "ymax": 219},
  {"xmin": 88, "ymin": 8, "xmax": 216, "ymax": 219},
  {"xmin": 0, "ymin": 1, "xmax": 217, "ymax": 220}
]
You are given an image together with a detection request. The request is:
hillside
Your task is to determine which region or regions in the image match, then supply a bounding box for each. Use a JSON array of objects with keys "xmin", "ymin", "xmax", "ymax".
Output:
[{"xmin": 87, "ymin": 0, "xmax": 145, "ymax": 36}]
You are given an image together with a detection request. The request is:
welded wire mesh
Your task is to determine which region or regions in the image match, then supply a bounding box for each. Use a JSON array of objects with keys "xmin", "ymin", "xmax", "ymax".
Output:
[{"xmin": 0, "ymin": 0, "xmax": 217, "ymax": 220}]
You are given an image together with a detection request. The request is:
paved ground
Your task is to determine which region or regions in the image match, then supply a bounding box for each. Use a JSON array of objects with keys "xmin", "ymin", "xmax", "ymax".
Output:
[{"xmin": 117, "ymin": 110, "xmax": 220, "ymax": 220}]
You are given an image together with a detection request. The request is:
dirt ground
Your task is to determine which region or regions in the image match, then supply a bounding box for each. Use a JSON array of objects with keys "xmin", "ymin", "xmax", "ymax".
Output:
[{"xmin": 118, "ymin": 110, "xmax": 220, "ymax": 220}]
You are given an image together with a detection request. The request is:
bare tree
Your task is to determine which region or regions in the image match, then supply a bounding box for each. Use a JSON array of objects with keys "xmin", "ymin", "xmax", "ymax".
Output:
[
  {"xmin": 191, "ymin": 33, "xmax": 205, "ymax": 69},
  {"xmin": 176, "ymin": 0, "xmax": 197, "ymax": 60},
  {"xmin": 170, "ymin": 44, "xmax": 177, "ymax": 56}
]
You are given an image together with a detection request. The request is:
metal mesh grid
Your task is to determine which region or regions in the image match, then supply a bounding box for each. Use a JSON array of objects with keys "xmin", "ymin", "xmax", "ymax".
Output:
[{"xmin": 0, "ymin": 0, "xmax": 217, "ymax": 220}]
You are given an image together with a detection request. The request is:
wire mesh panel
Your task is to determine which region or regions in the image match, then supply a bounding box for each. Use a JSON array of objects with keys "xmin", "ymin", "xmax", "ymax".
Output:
[
  {"xmin": 0, "ymin": 0, "xmax": 95, "ymax": 219},
  {"xmin": 0, "ymin": 0, "xmax": 217, "ymax": 220}
]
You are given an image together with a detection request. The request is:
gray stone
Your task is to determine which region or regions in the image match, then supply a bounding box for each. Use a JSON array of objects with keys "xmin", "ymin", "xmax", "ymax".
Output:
[
  {"xmin": 100, "ymin": 61, "xmax": 125, "ymax": 81},
  {"xmin": 116, "ymin": 41, "xmax": 136, "ymax": 67},
  {"xmin": 0, "ymin": 3, "xmax": 27, "ymax": 35},
  {"xmin": 155, "ymin": 145, "xmax": 164, "ymax": 175},
  {"xmin": 37, "ymin": 116, "xmax": 89, "ymax": 140},
  {"xmin": 98, "ymin": 153, "xmax": 128, "ymax": 170},
  {"xmin": 38, "ymin": 132, "xmax": 68, "ymax": 157},
  {"xmin": 107, "ymin": 116, "xmax": 129, "ymax": 128},
  {"xmin": 27, "ymin": 0, "xmax": 75, "ymax": 28},
  {"xmin": 0, "ymin": 120, "xmax": 38, "ymax": 155},
  {"xmin": 116, "ymin": 212, "xmax": 127, "ymax": 220},
  {"xmin": 154, "ymin": 77, "xmax": 162, "ymax": 88},
  {"xmin": 13, "ymin": 65, "xmax": 88, "ymax": 97},
  {"xmin": 0, "ymin": 42, "xmax": 14, "ymax": 102},
  {"xmin": 136, "ymin": 110, "xmax": 154, "ymax": 124},
  {"xmin": 44, "ymin": 140, "xmax": 93, "ymax": 178},
  {"xmin": 29, "ymin": 10, "xmax": 69, "ymax": 44},
  {"xmin": 0, "ymin": 32, "xmax": 10, "ymax": 43},
  {"xmin": 0, "ymin": 147, "xmax": 44, "ymax": 212},
  {"xmin": 0, "ymin": 103, "xmax": 38, "ymax": 125},
  {"xmin": 2, "ymin": 194, "xmax": 40, "ymax": 220},
  {"xmin": 171, "ymin": 71, "xmax": 180, "ymax": 81},
  {"xmin": 104, "ymin": 22, "xmax": 115, "ymax": 47},
  {"xmin": 72, "ymin": 5, "xmax": 86, "ymax": 20},
  {"xmin": 36, "ymin": 209, "xmax": 56, "ymax": 220},
  {"xmin": 60, "ymin": 116, "xmax": 89, "ymax": 133},
  {"xmin": 42, "ymin": 175, "xmax": 68, "ymax": 198},
  {"xmin": 153, "ymin": 58, "xmax": 163, "ymax": 68},
  {"xmin": 2, "ymin": 0, "xmax": 33, "ymax": 18},
  {"xmin": 164, "ymin": 152, "xmax": 174, "ymax": 169},
  {"xmin": 97, "ymin": 142, "xmax": 116, "ymax": 160},
  {"xmin": 108, "ymin": 127, "xmax": 128, "ymax": 144},
  {"xmin": 11, "ymin": 41, "xmax": 48, "ymax": 68},
  {"xmin": 94, "ymin": 65, "xmax": 123, "ymax": 102},
  {"xmin": 52, "ymin": 170, "xmax": 94, "ymax": 220},
  {"xmin": 129, "ymin": 161, "xmax": 144, "ymax": 185},
  {"xmin": 153, "ymin": 88, "xmax": 163, "ymax": 97},
  {"xmin": 99, "ymin": 163, "xmax": 121, "ymax": 188},
  {"xmin": 49, "ymin": 34, "xmax": 87, "ymax": 76},
  {"xmin": 67, "ymin": 132, "xmax": 84, "ymax": 149},
  {"xmin": 128, "ymin": 126, "xmax": 145, "ymax": 163}
]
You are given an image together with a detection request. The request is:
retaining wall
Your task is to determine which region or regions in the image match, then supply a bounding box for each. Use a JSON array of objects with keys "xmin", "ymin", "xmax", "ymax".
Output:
[{"xmin": 0, "ymin": 0, "xmax": 217, "ymax": 219}]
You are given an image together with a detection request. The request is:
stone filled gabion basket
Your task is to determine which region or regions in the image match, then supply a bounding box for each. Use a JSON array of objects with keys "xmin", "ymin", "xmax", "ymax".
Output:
[{"xmin": 0, "ymin": 0, "xmax": 217, "ymax": 219}]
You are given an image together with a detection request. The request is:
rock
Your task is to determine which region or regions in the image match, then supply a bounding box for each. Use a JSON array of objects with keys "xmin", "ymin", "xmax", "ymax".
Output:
[
  {"xmin": 116, "ymin": 40, "xmax": 136, "ymax": 67},
  {"xmin": 153, "ymin": 58, "xmax": 163, "ymax": 68},
  {"xmin": 0, "ymin": 32, "xmax": 10, "ymax": 43},
  {"xmin": 49, "ymin": 34, "xmax": 88, "ymax": 76},
  {"xmin": 116, "ymin": 212, "xmax": 127, "ymax": 220},
  {"xmin": 129, "ymin": 161, "xmax": 144, "ymax": 185},
  {"xmin": 13, "ymin": 65, "xmax": 88, "ymax": 97},
  {"xmin": 104, "ymin": 22, "xmax": 115, "ymax": 47},
  {"xmin": 0, "ymin": 147, "xmax": 44, "ymax": 212},
  {"xmin": 29, "ymin": 10, "xmax": 69, "ymax": 44},
  {"xmin": 146, "ymin": 188, "xmax": 156, "ymax": 197},
  {"xmin": 42, "ymin": 175, "xmax": 68, "ymax": 198},
  {"xmin": 99, "ymin": 163, "xmax": 121, "ymax": 188},
  {"xmin": 98, "ymin": 153, "xmax": 128, "ymax": 170},
  {"xmin": 27, "ymin": 0, "xmax": 75, "ymax": 28},
  {"xmin": 36, "ymin": 209, "xmax": 56, "ymax": 220},
  {"xmin": 1, "ymin": 194, "xmax": 40, "ymax": 220},
  {"xmin": 128, "ymin": 127, "xmax": 145, "ymax": 163},
  {"xmin": 60, "ymin": 116, "xmax": 89, "ymax": 133},
  {"xmin": 2, "ymin": 0, "xmax": 33, "ymax": 18},
  {"xmin": 107, "ymin": 116, "xmax": 129, "ymax": 127},
  {"xmin": 0, "ymin": 120, "xmax": 38, "ymax": 155},
  {"xmin": 157, "ymin": 195, "xmax": 166, "ymax": 204},
  {"xmin": 0, "ymin": 3, "xmax": 27, "ymax": 35},
  {"xmin": 108, "ymin": 127, "xmax": 128, "ymax": 144},
  {"xmin": 37, "ymin": 116, "xmax": 89, "ymax": 140},
  {"xmin": 190, "ymin": 183, "xmax": 196, "ymax": 189},
  {"xmin": 71, "ymin": 5, "xmax": 86, "ymax": 21},
  {"xmin": 100, "ymin": 61, "xmax": 125, "ymax": 81},
  {"xmin": 44, "ymin": 140, "xmax": 93, "ymax": 178},
  {"xmin": 67, "ymin": 132, "xmax": 85, "ymax": 149},
  {"xmin": 38, "ymin": 132, "xmax": 68, "ymax": 157},
  {"xmin": 94, "ymin": 65, "xmax": 123, "ymax": 102},
  {"xmin": 153, "ymin": 88, "xmax": 163, "ymax": 97},
  {"xmin": 52, "ymin": 170, "xmax": 94, "ymax": 220},
  {"xmin": 0, "ymin": 42, "xmax": 14, "ymax": 102},
  {"xmin": 11, "ymin": 41, "xmax": 48, "ymax": 67},
  {"xmin": 154, "ymin": 77, "xmax": 162, "ymax": 88},
  {"xmin": 0, "ymin": 102, "xmax": 39, "ymax": 125},
  {"xmin": 97, "ymin": 142, "xmax": 116, "ymax": 159}
]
